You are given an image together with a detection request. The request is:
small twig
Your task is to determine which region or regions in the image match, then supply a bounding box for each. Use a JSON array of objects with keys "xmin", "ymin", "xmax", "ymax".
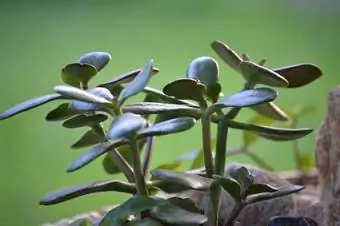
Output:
[
  {"xmin": 129, "ymin": 139, "xmax": 149, "ymax": 196},
  {"xmin": 142, "ymin": 136, "xmax": 155, "ymax": 178},
  {"xmin": 200, "ymin": 100, "xmax": 215, "ymax": 178}
]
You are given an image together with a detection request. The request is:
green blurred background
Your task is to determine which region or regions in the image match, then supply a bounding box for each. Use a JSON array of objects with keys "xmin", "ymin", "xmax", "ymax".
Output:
[{"xmin": 0, "ymin": 0, "xmax": 339, "ymax": 225}]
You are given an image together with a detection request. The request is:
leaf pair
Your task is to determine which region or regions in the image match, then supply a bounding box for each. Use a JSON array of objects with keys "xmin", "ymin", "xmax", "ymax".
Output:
[
  {"xmin": 214, "ymin": 166, "xmax": 304, "ymax": 204},
  {"xmin": 62, "ymin": 52, "xmax": 111, "ymax": 88},
  {"xmin": 211, "ymin": 40, "xmax": 322, "ymax": 121}
]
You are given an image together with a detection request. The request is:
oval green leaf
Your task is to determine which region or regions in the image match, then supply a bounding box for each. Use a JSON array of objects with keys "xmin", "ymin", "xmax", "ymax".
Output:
[
  {"xmin": 143, "ymin": 87, "xmax": 199, "ymax": 108},
  {"xmin": 63, "ymin": 114, "xmax": 108, "ymax": 129},
  {"xmin": 240, "ymin": 61, "xmax": 289, "ymax": 87},
  {"xmin": 61, "ymin": 63, "xmax": 98, "ymax": 88},
  {"xmin": 68, "ymin": 139, "xmax": 127, "ymax": 172},
  {"xmin": 107, "ymin": 113, "xmax": 147, "ymax": 140},
  {"xmin": 71, "ymin": 129, "xmax": 107, "ymax": 149},
  {"xmin": 274, "ymin": 63, "xmax": 322, "ymax": 88},
  {"xmin": 226, "ymin": 119, "xmax": 313, "ymax": 141},
  {"xmin": 118, "ymin": 59, "xmax": 154, "ymax": 106},
  {"xmin": 163, "ymin": 78, "xmax": 206, "ymax": 102},
  {"xmin": 211, "ymin": 40, "xmax": 242, "ymax": 72},
  {"xmin": 150, "ymin": 201, "xmax": 207, "ymax": 225},
  {"xmin": 228, "ymin": 166, "xmax": 254, "ymax": 191},
  {"xmin": 214, "ymin": 175, "xmax": 242, "ymax": 201},
  {"xmin": 39, "ymin": 180, "xmax": 137, "ymax": 206},
  {"xmin": 250, "ymin": 102, "xmax": 289, "ymax": 121},
  {"xmin": 245, "ymin": 183, "xmax": 278, "ymax": 197},
  {"xmin": 246, "ymin": 185, "xmax": 304, "ymax": 205},
  {"xmin": 122, "ymin": 102, "xmax": 200, "ymax": 116},
  {"xmin": 99, "ymin": 195, "xmax": 164, "ymax": 226},
  {"xmin": 54, "ymin": 85, "xmax": 112, "ymax": 106},
  {"xmin": 151, "ymin": 169, "xmax": 211, "ymax": 193},
  {"xmin": 206, "ymin": 88, "xmax": 277, "ymax": 116},
  {"xmin": 186, "ymin": 56, "xmax": 219, "ymax": 87},
  {"xmin": 45, "ymin": 103, "xmax": 78, "ymax": 121},
  {"xmin": 137, "ymin": 117, "xmax": 196, "ymax": 138},
  {"xmin": 99, "ymin": 68, "xmax": 159, "ymax": 89},
  {"xmin": 0, "ymin": 93, "xmax": 62, "ymax": 120},
  {"xmin": 79, "ymin": 52, "xmax": 111, "ymax": 72}
]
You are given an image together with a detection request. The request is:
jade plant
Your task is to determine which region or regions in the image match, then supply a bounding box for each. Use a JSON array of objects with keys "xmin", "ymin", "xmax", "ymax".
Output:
[{"xmin": 0, "ymin": 40, "xmax": 322, "ymax": 226}]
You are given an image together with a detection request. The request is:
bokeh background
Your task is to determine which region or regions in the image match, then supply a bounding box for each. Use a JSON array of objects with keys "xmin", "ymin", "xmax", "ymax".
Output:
[{"xmin": 0, "ymin": 0, "xmax": 339, "ymax": 225}]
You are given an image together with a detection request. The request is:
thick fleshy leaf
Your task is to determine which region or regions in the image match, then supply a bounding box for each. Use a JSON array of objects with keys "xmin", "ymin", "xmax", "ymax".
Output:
[
  {"xmin": 274, "ymin": 63, "xmax": 322, "ymax": 88},
  {"xmin": 99, "ymin": 68, "xmax": 159, "ymax": 88},
  {"xmin": 206, "ymin": 82, "xmax": 222, "ymax": 103},
  {"xmin": 151, "ymin": 169, "xmax": 211, "ymax": 193},
  {"xmin": 0, "ymin": 93, "xmax": 62, "ymax": 120},
  {"xmin": 54, "ymin": 85, "xmax": 112, "ymax": 105},
  {"xmin": 240, "ymin": 61, "xmax": 289, "ymax": 87},
  {"xmin": 206, "ymin": 88, "xmax": 277, "ymax": 116},
  {"xmin": 229, "ymin": 166, "xmax": 254, "ymax": 191},
  {"xmin": 107, "ymin": 113, "xmax": 147, "ymax": 140},
  {"xmin": 246, "ymin": 185, "xmax": 304, "ymax": 205},
  {"xmin": 127, "ymin": 218, "xmax": 162, "ymax": 226},
  {"xmin": 61, "ymin": 63, "xmax": 98, "ymax": 88},
  {"xmin": 45, "ymin": 103, "xmax": 78, "ymax": 121},
  {"xmin": 268, "ymin": 216, "xmax": 318, "ymax": 226},
  {"xmin": 99, "ymin": 195, "xmax": 164, "ymax": 226},
  {"xmin": 143, "ymin": 87, "xmax": 199, "ymax": 108},
  {"xmin": 150, "ymin": 201, "xmax": 207, "ymax": 225},
  {"xmin": 71, "ymin": 129, "xmax": 107, "ymax": 149},
  {"xmin": 68, "ymin": 87, "xmax": 114, "ymax": 112},
  {"xmin": 186, "ymin": 56, "xmax": 219, "ymax": 87},
  {"xmin": 70, "ymin": 218, "xmax": 94, "ymax": 226},
  {"xmin": 122, "ymin": 102, "xmax": 200, "ymax": 116},
  {"xmin": 214, "ymin": 175, "xmax": 242, "ymax": 201},
  {"xmin": 62, "ymin": 114, "xmax": 108, "ymax": 129},
  {"xmin": 226, "ymin": 119, "xmax": 313, "ymax": 141},
  {"xmin": 39, "ymin": 180, "xmax": 137, "ymax": 205},
  {"xmin": 211, "ymin": 40, "xmax": 242, "ymax": 72},
  {"xmin": 118, "ymin": 60, "xmax": 154, "ymax": 105},
  {"xmin": 68, "ymin": 139, "xmax": 127, "ymax": 172},
  {"xmin": 250, "ymin": 102, "xmax": 289, "ymax": 121},
  {"xmin": 243, "ymin": 114, "xmax": 274, "ymax": 147},
  {"xmin": 79, "ymin": 52, "xmax": 111, "ymax": 72},
  {"xmin": 137, "ymin": 117, "xmax": 196, "ymax": 138},
  {"xmin": 163, "ymin": 78, "xmax": 206, "ymax": 102},
  {"xmin": 245, "ymin": 183, "xmax": 278, "ymax": 196}
]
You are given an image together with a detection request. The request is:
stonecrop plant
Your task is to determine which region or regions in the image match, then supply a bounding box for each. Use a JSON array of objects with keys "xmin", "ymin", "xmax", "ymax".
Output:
[{"xmin": 0, "ymin": 40, "xmax": 322, "ymax": 226}]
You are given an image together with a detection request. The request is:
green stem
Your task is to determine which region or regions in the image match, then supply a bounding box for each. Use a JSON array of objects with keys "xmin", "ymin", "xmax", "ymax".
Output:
[
  {"xmin": 200, "ymin": 100, "xmax": 214, "ymax": 178},
  {"xmin": 142, "ymin": 136, "xmax": 155, "ymax": 178},
  {"xmin": 215, "ymin": 120, "xmax": 229, "ymax": 176},
  {"xmin": 209, "ymin": 119, "xmax": 229, "ymax": 226},
  {"xmin": 129, "ymin": 139, "xmax": 149, "ymax": 196}
]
